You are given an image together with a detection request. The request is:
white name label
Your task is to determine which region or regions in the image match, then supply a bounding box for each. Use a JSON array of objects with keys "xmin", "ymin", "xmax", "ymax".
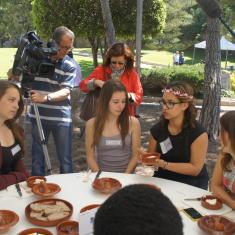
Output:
[
  {"xmin": 11, "ymin": 144, "xmax": 21, "ymax": 156},
  {"xmin": 160, "ymin": 137, "xmax": 173, "ymax": 154},
  {"xmin": 105, "ymin": 140, "xmax": 121, "ymax": 146}
]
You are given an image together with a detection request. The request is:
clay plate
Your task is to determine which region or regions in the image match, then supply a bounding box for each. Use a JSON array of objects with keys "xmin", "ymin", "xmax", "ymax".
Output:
[
  {"xmin": 80, "ymin": 204, "xmax": 100, "ymax": 213},
  {"xmin": 141, "ymin": 152, "xmax": 160, "ymax": 165},
  {"xmin": 198, "ymin": 215, "xmax": 235, "ymax": 234},
  {"xmin": 32, "ymin": 182, "xmax": 61, "ymax": 197},
  {"xmin": 143, "ymin": 183, "xmax": 161, "ymax": 191},
  {"xmin": 92, "ymin": 177, "xmax": 122, "ymax": 194},
  {"xmin": 27, "ymin": 176, "xmax": 47, "ymax": 188},
  {"xmin": 18, "ymin": 227, "xmax": 53, "ymax": 235},
  {"xmin": 25, "ymin": 198, "xmax": 73, "ymax": 227},
  {"xmin": 0, "ymin": 210, "xmax": 19, "ymax": 234},
  {"xmin": 201, "ymin": 195, "xmax": 223, "ymax": 210},
  {"xmin": 57, "ymin": 220, "xmax": 79, "ymax": 235}
]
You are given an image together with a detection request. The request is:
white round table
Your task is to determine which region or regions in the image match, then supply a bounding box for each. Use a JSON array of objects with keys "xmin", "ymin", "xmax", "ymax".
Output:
[{"xmin": 0, "ymin": 172, "xmax": 234, "ymax": 234}]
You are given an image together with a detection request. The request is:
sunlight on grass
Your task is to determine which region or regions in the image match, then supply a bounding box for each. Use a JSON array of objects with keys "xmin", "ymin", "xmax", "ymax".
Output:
[{"xmin": 0, "ymin": 48, "xmax": 234, "ymax": 79}]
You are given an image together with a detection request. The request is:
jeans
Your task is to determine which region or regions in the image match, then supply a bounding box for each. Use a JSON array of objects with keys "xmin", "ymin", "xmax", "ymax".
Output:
[{"xmin": 31, "ymin": 121, "xmax": 73, "ymax": 176}]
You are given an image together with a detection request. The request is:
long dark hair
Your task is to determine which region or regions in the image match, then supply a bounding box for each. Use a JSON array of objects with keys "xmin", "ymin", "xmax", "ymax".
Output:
[
  {"xmin": 104, "ymin": 42, "xmax": 134, "ymax": 70},
  {"xmin": 93, "ymin": 80, "xmax": 129, "ymax": 147},
  {"xmin": 220, "ymin": 111, "xmax": 235, "ymax": 171},
  {"xmin": 0, "ymin": 81, "xmax": 24, "ymax": 153},
  {"xmin": 160, "ymin": 81, "xmax": 197, "ymax": 129}
]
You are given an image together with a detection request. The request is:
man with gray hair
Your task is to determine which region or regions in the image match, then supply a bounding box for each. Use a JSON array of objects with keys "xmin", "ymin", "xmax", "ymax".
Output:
[{"xmin": 29, "ymin": 26, "xmax": 77, "ymax": 175}]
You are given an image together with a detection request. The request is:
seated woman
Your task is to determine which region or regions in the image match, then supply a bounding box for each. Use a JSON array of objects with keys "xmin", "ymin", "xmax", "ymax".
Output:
[
  {"xmin": 85, "ymin": 80, "xmax": 141, "ymax": 173},
  {"xmin": 211, "ymin": 111, "xmax": 235, "ymax": 209},
  {"xmin": 79, "ymin": 42, "xmax": 143, "ymax": 116},
  {"xmin": 139, "ymin": 81, "xmax": 209, "ymax": 189},
  {"xmin": 0, "ymin": 80, "xmax": 29, "ymax": 190}
]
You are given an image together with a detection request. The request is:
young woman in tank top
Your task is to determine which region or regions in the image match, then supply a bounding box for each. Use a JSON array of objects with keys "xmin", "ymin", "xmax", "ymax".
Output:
[
  {"xmin": 85, "ymin": 80, "xmax": 141, "ymax": 173},
  {"xmin": 211, "ymin": 111, "xmax": 235, "ymax": 209}
]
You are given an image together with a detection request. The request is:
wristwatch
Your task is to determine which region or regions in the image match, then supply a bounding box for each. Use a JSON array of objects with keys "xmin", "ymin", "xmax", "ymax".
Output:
[{"xmin": 47, "ymin": 94, "xmax": 53, "ymax": 102}]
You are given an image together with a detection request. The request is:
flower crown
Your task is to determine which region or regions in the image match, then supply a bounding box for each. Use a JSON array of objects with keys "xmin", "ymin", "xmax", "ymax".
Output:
[{"xmin": 162, "ymin": 88, "xmax": 193, "ymax": 100}]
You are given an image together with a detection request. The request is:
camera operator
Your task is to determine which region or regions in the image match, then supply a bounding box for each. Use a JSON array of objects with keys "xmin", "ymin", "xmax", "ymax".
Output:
[{"xmin": 29, "ymin": 26, "xmax": 77, "ymax": 176}]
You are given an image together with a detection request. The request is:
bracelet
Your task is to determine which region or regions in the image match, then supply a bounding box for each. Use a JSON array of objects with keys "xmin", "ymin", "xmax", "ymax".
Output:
[{"xmin": 163, "ymin": 161, "xmax": 168, "ymax": 170}]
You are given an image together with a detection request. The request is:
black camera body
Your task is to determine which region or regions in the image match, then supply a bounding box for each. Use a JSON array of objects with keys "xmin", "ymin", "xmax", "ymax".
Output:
[{"xmin": 12, "ymin": 31, "xmax": 58, "ymax": 96}]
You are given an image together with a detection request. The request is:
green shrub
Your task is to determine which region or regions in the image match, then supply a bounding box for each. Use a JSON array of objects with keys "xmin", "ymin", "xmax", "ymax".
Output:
[
  {"xmin": 141, "ymin": 65, "xmax": 204, "ymax": 97},
  {"xmin": 231, "ymin": 72, "xmax": 235, "ymax": 92},
  {"xmin": 221, "ymin": 89, "xmax": 235, "ymax": 98}
]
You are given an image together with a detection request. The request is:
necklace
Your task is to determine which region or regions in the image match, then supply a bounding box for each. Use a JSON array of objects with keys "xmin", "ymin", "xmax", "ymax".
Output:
[{"xmin": 168, "ymin": 125, "xmax": 182, "ymax": 135}]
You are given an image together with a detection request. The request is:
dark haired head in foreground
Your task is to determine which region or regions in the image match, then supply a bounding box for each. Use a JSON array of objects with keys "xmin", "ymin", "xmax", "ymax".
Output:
[{"xmin": 94, "ymin": 184, "xmax": 183, "ymax": 235}]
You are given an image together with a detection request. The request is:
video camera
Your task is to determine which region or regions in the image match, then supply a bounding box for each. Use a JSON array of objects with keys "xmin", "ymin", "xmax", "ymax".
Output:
[{"xmin": 12, "ymin": 31, "xmax": 58, "ymax": 97}]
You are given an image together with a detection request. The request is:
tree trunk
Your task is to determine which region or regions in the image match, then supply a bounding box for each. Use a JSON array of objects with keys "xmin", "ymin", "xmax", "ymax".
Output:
[
  {"xmin": 100, "ymin": 0, "xmax": 116, "ymax": 47},
  {"xmin": 136, "ymin": 0, "xmax": 144, "ymax": 76},
  {"xmin": 199, "ymin": 17, "xmax": 221, "ymax": 142},
  {"xmin": 88, "ymin": 36, "xmax": 99, "ymax": 68}
]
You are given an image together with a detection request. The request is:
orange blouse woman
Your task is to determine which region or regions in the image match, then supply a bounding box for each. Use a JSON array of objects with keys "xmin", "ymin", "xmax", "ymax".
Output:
[{"xmin": 79, "ymin": 42, "xmax": 143, "ymax": 116}]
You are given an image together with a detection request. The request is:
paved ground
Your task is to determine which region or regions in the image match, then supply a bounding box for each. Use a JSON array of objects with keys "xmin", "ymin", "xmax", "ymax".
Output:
[{"xmin": 20, "ymin": 94, "xmax": 224, "ymax": 179}]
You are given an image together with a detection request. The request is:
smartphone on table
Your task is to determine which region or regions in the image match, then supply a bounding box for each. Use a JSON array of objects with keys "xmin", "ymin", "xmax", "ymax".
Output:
[{"xmin": 182, "ymin": 207, "xmax": 203, "ymax": 221}]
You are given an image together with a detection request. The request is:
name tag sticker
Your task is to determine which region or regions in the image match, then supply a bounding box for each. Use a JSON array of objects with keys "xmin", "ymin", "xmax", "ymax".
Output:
[
  {"xmin": 160, "ymin": 138, "xmax": 173, "ymax": 154},
  {"xmin": 105, "ymin": 140, "xmax": 121, "ymax": 146},
  {"xmin": 79, "ymin": 207, "xmax": 99, "ymax": 235},
  {"xmin": 11, "ymin": 144, "xmax": 21, "ymax": 156}
]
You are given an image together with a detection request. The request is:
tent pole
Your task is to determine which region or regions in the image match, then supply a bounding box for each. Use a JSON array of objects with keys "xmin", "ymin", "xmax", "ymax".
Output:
[
  {"xmin": 225, "ymin": 49, "xmax": 228, "ymax": 69},
  {"xmin": 192, "ymin": 46, "xmax": 195, "ymax": 64}
]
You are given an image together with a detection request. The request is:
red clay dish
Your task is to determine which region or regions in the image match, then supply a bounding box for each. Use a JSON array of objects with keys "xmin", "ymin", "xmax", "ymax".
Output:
[
  {"xmin": 25, "ymin": 198, "xmax": 73, "ymax": 227},
  {"xmin": 201, "ymin": 195, "xmax": 223, "ymax": 210},
  {"xmin": 18, "ymin": 227, "xmax": 53, "ymax": 235},
  {"xmin": 198, "ymin": 215, "xmax": 235, "ymax": 234},
  {"xmin": 92, "ymin": 177, "xmax": 122, "ymax": 194},
  {"xmin": 141, "ymin": 152, "xmax": 160, "ymax": 165},
  {"xmin": 0, "ymin": 210, "xmax": 19, "ymax": 234},
  {"xmin": 80, "ymin": 204, "xmax": 100, "ymax": 213},
  {"xmin": 27, "ymin": 176, "xmax": 47, "ymax": 188},
  {"xmin": 57, "ymin": 220, "xmax": 79, "ymax": 235},
  {"xmin": 32, "ymin": 182, "xmax": 61, "ymax": 197}
]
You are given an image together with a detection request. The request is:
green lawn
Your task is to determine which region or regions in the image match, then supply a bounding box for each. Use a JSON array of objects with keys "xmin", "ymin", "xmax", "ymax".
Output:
[{"xmin": 1, "ymin": 47, "xmax": 234, "ymax": 79}]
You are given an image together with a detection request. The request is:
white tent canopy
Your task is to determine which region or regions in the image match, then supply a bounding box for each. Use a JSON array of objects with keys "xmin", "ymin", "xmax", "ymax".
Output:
[{"xmin": 192, "ymin": 36, "xmax": 235, "ymax": 68}]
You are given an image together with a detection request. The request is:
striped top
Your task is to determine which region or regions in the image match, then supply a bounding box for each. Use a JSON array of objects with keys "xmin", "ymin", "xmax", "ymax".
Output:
[
  {"xmin": 223, "ymin": 160, "xmax": 235, "ymax": 195},
  {"xmin": 96, "ymin": 134, "xmax": 132, "ymax": 173},
  {"xmin": 29, "ymin": 55, "xmax": 76, "ymax": 126}
]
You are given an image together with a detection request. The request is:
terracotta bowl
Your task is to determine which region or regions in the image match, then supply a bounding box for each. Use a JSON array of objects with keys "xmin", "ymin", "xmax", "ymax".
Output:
[
  {"xmin": 198, "ymin": 215, "xmax": 235, "ymax": 234},
  {"xmin": 32, "ymin": 182, "xmax": 61, "ymax": 197},
  {"xmin": 25, "ymin": 198, "xmax": 73, "ymax": 227},
  {"xmin": 27, "ymin": 176, "xmax": 47, "ymax": 188},
  {"xmin": 56, "ymin": 220, "xmax": 79, "ymax": 235},
  {"xmin": 141, "ymin": 152, "xmax": 161, "ymax": 165},
  {"xmin": 0, "ymin": 210, "xmax": 19, "ymax": 234},
  {"xmin": 201, "ymin": 195, "xmax": 223, "ymax": 210},
  {"xmin": 92, "ymin": 177, "xmax": 122, "ymax": 194},
  {"xmin": 80, "ymin": 204, "xmax": 100, "ymax": 213},
  {"xmin": 18, "ymin": 227, "xmax": 53, "ymax": 235},
  {"xmin": 143, "ymin": 183, "xmax": 161, "ymax": 191}
]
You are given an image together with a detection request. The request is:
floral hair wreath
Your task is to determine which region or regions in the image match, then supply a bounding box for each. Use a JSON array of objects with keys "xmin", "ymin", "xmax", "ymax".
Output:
[{"xmin": 162, "ymin": 88, "xmax": 193, "ymax": 100}]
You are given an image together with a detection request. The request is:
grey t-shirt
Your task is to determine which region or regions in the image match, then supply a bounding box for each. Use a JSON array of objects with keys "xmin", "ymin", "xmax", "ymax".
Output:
[{"xmin": 96, "ymin": 134, "xmax": 132, "ymax": 173}]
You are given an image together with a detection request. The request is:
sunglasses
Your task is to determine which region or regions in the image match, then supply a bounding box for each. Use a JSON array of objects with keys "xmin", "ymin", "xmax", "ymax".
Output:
[{"xmin": 111, "ymin": 61, "xmax": 125, "ymax": 65}]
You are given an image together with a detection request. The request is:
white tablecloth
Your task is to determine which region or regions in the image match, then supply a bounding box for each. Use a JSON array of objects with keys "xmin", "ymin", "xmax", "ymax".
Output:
[{"xmin": 0, "ymin": 172, "xmax": 235, "ymax": 235}]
